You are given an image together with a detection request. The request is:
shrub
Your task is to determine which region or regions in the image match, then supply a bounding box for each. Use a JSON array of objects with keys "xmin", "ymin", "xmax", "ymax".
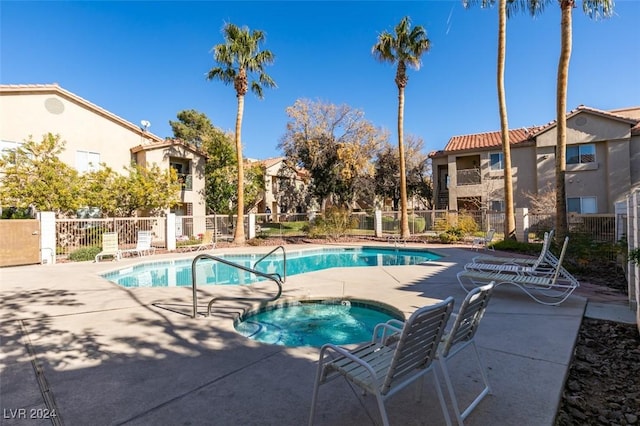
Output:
[
  {"xmin": 408, "ymin": 216, "xmax": 426, "ymax": 233},
  {"xmin": 381, "ymin": 216, "xmax": 397, "ymax": 232},
  {"xmin": 457, "ymin": 214, "xmax": 479, "ymax": 235},
  {"xmin": 492, "ymin": 240, "xmax": 542, "ymax": 256},
  {"xmin": 629, "ymin": 248, "xmax": 640, "ymax": 264},
  {"xmin": 68, "ymin": 246, "xmax": 101, "ymax": 262},
  {"xmin": 308, "ymin": 207, "xmax": 358, "ymax": 239}
]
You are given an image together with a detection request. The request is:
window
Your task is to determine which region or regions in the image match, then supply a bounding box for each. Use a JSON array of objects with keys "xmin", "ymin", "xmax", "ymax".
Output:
[
  {"xmin": 490, "ymin": 200, "xmax": 505, "ymax": 212},
  {"xmin": 567, "ymin": 196, "xmax": 597, "ymax": 213},
  {"xmin": 76, "ymin": 150, "xmax": 100, "ymax": 173},
  {"xmin": 489, "ymin": 153, "xmax": 503, "ymax": 171},
  {"xmin": 171, "ymin": 160, "xmax": 192, "ymax": 191},
  {"xmin": 566, "ymin": 144, "xmax": 595, "ymax": 165}
]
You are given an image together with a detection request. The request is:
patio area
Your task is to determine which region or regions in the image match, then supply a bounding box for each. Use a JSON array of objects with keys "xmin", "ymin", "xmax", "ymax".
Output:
[{"xmin": 1, "ymin": 243, "xmax": 599, "ymax": 425}]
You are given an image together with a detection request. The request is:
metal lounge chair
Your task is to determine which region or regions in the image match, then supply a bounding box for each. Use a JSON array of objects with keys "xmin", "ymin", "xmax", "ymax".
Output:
[
  {"xmin": 120, "ymin": 230, "xmax": 156, "ymax": 257},
  {"xmin": 457, "ymin": 237, "xmax": 579, "ymax": 306},
  {"xmin": 309, "ymin": 297, "xmax": 455, "ymax": 426},
  {"xmin": 94, "ymin": 232, "xmax": 120, "ymax": 262},
  {"xmin": 471, "ymin": 229, "xmax": 495, "ymax": 251},
  {"xmin": 438, "ymin": 283, "xmax": 495, "ymax": 425},
  {"xmin": 465, "ymin": 231, "xmax": 556, "ymax": 274}
]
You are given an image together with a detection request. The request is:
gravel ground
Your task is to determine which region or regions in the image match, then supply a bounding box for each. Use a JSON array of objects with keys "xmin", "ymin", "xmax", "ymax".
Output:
[{"xmin": 555, "ymin": 269, "xmax": 639, "ymax": 425}]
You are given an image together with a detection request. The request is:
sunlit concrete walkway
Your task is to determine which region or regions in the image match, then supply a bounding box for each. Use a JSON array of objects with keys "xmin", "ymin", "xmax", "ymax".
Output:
[{"xmin": 1, "ymin": 242, "xmax": 627, "ymax": 425}]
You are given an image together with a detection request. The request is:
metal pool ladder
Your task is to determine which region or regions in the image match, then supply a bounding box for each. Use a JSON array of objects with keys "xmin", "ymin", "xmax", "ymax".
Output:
[
  {"xmin": 253, "ymin": 245, "xmax": 286, "ymax": 282},
  {"xmin": 191, "ymin": 251, "xmax": 285, "ymax": 319}
]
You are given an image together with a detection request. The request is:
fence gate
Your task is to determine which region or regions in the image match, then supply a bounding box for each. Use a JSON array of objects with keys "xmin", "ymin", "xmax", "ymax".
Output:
[{"xmin": 0, "ymin": 219, "xmax": 41, "ymax": 267}]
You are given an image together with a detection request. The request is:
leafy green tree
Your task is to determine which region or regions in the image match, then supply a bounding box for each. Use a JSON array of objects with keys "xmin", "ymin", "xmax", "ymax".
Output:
[
  {"xmin": 109, "ymin": 162, "xmax": 181, "ymax": 217},
  {"xmin": 207, "ymin": 22, "xmax": 276, "ymax": 243},
  {"xmin": 0, "ymin": 133, "xmax": 80, "ymax": 215},
  {"xmin": 279, "ymin": 99, "xmax": 384, "ymax": 210},
  {"xmin": 372, "ymin": 16, "xmax": 431, "ymax": 238},
  {"xmin": 243, "ymin": 161, "xmax": 266, "ymax": 213},
  {"xmin": 80, "ymin": 165, "xmax": 119, "ymax": 215}
]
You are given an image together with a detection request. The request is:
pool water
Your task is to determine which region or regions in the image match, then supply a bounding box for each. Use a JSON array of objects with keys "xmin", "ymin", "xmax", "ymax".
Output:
[
  {"xmin": 234, "ymin": 299, "xmax": 404, "ymax": 347},
  {"xmin": 101, "ymin": 246, "xmax": 441, "ymax": 288}
]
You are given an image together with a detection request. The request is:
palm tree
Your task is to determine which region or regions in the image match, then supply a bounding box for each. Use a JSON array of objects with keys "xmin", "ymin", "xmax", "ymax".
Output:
[
  {"xmin": 207, "ymin": 23, "xmax": 276, "ymax": 244},
  {"xmin": 497, "ymin": 0, "xmax": 516, "ymax": 241},
  {"xmin": 372, "ymin": 16, "xmax": 430, "ymax": 239},
  {"xmin": 463, "ymin": 0, "xmax": 543, "ymax": 241},
  {"xmin": 555, "ymin": 0, "xmax": 613, "ymax": 240}
]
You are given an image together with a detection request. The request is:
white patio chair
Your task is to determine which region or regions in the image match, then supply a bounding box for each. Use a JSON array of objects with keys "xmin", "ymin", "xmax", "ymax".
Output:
[
  {"xmin": 471, "ymin": 229, "xmax": 495, "ymax": 251},
  {"xmin": 120, "ymin": 230, "xmax": 156, "ymax": 257},
  {"xmin": 309, "ymin": 297, "xmax": 455, "ymax": 426},
  {"xmin": 457, "ymin": 237, "xmax": 579, "ymax": 306},
  {"xmin": 94, "ymin": 232, "xmax": 120, "ymax": 262},
  {"xmin": 439, "ymin": 282, "xmax": 495, "ymax": 425},
  {"xmin": 465, "ymin": 231, "xmax": 556, "ymax": 274}
]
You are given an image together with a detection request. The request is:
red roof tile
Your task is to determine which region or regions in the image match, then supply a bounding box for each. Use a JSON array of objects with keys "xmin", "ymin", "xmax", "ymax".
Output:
[{"xmin": 443, "ymin": 127, "xmax": 535, "ymax": 152}]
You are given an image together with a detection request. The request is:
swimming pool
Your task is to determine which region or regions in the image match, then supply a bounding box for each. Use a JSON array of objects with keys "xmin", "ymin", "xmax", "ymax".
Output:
[
  {"xmin": 101, "ymin": 246, "xmax": 441, "ymax": 288},
  {"xmin": 234, "ymin": 298, "xmax": 405, "ymax": 347}
]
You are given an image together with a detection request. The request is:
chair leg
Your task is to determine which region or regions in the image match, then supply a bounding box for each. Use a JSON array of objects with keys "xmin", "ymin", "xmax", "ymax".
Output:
[
  {"xmin": 440, "ymin": 357, "xmax": 464, "ymax": 426},
  {"xmin": 431, "ymin": 367, "xmax": 453, "ymax": 426},
  {"xmin": 308, "ymin": 365, "xmax": 323, "ymax": 426},
  {"xmin": 374, "ymin": 391, "xmax": 390, "ymax": 426},
  {"xmin": 439, "ymin": 342, "xmax": 491, "ymax": 425}
]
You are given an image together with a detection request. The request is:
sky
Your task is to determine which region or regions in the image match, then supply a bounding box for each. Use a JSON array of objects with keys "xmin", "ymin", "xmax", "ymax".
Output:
[{"xmin": 2, "ymin": 1, "xmax": 639, "ymax": 160}]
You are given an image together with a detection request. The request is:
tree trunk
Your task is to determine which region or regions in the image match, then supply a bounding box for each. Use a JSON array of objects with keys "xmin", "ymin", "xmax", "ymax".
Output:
[
  {"xmin": 498, "ymin": 0, "xmax": 516, "ymax": 241},
  {"xmin": 234, "ymin": 94, "xmax": 246, "ymax": 244},
  {"xmin": 397, "ymin": 85, "xmax": 410, "ymax": 238},
  {"xmin": 555, "ymin": 1, "xmax": 573, "ymax": 241}
]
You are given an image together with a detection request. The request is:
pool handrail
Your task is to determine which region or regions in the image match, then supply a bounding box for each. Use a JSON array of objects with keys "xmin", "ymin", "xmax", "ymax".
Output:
[
  {"xmin": 252, "ymin": 245, "xmax": 287, "ymax": 283},
  {"xmin": 191, "ymin": 253, "xmax": 284, "ymax": 319}
]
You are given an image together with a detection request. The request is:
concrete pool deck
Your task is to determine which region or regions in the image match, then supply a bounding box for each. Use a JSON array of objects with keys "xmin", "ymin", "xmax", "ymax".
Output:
[{"xmin": 1, "ymin": 243, "xmax": 635, "ymax": 425}]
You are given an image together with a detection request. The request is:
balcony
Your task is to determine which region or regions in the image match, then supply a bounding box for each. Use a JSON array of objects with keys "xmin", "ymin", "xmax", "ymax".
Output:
[{"xmin": 457, "ymin": 169, "xmax": 481, "ymax": 186}]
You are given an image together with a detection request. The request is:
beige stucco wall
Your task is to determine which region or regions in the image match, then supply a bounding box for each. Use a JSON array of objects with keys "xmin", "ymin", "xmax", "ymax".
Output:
[
  {"xmin": 136, "ymin": 145, "xmax": 206, "ymax": 217},
  {"xmin": 0, "ymin": 91, "xmax": 148, "ymax": 173},
  {"xmin": 536, "ymin": 113, "xmax": 631, "ymax": 147}
]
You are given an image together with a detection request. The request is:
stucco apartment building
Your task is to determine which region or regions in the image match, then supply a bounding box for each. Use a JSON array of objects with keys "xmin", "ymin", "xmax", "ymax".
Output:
[
  {"xmin": 0, "ymin": 84, "xmax": 207, "ymax": 218},
  {"xmin": 430, "ymin": 105, "xmax": 640, "ymax": 214}
]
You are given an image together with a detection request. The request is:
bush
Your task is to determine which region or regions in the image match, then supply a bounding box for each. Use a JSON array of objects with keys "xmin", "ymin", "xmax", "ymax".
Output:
[
  {"xmin": 492, "ymin": 240, "xmax": 542, "ymax": 256},
  {"xmin": 381, "ymin": 216, "xmax": 397, "ymax": 232},
  {"xmin": 629, "ymin": 248, "xmax": 640, "ymax": 264},
  {"xmin": 408, "ymin": 216, "xmax": 426, "ymax": 233},
  {"xmin": 68, "ymin": 246, "xmax": 101, "ymax": 262},
  {"xmin": 457, "ymin": 214, "xmax": 479, "ymax": 235},
  {"xmin": 308, "ymin": 207, "xmax": 358, "ymax": 239}
]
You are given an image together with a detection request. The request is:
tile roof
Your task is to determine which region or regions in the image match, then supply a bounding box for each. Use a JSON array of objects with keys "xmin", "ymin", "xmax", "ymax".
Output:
[
  {"xmin": 443, "ymin": 127, "xmax": 536, "ymax": 152},
  {"xmin": 432, "ymin": 104, "xmax": 640, "ymax": 157}
]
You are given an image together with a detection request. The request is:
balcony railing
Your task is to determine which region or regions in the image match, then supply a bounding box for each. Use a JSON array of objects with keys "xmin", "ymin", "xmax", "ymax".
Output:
[{"xmin": 457, "ymin": 169, "xmax": 481, "ymax": 186}]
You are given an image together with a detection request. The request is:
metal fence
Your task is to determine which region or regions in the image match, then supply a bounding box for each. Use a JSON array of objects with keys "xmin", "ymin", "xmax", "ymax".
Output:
[
  {"xmin": 56, "ymin": 217, "xmax": 166, "ymax": 260},
  {"xmin": 53, "ymin": 210, "xmax": 619, "ymax": 260}
]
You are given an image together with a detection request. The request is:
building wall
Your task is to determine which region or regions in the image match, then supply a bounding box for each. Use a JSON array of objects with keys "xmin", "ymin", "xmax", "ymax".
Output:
[
  {"xmin": 135, "ymin": 144, "xmax": 206, "ymax": 217},
  {"xmin": 1, "ymin": 90, "xmax": 148, "ymax": 173},
  {"xmin": 432, "ymin": 111, "xmax": 637, "ymax": 214},
  {"xmin": 1, "ymin": 86, "xmax": 208, "ymax": 218}
]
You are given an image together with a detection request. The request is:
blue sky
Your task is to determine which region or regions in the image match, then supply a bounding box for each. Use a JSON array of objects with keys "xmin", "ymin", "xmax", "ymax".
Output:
[{"xmin": 2, "ymin": 1, "xmax": 639, "ymax": 160}]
